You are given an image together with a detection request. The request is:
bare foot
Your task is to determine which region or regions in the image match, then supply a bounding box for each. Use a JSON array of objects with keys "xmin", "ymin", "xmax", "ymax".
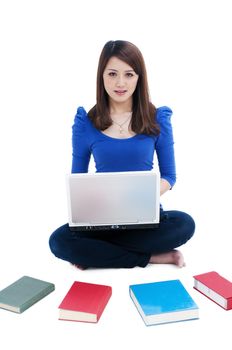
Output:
[
  {"xmin": 149, "ymin": 250, "xmax": 186, "ymax": 268},
  {"xmin": 70, "ymin": 263, "xmax": 87, "ymax": 270}
]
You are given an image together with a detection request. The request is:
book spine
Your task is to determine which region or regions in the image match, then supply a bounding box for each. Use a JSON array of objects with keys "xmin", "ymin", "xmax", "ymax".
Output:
[
  {"xmin": 227, "ymin": 298, "xmax": 232, "ymax": 310},
  {"xmin": 96, "ymin": 288, "xmax": 112, "ymax": 321}
]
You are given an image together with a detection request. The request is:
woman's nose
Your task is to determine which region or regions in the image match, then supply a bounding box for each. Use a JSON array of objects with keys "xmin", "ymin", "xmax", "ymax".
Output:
[{"xmin": 116, "ymin": 75, "xmax": 125, "ymax": 87}]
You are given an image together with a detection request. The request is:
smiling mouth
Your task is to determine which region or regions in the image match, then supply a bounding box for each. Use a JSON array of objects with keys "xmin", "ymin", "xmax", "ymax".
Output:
[{"xmin": 114, "ymin": 90, "xmax": 127, "ymax": 95}]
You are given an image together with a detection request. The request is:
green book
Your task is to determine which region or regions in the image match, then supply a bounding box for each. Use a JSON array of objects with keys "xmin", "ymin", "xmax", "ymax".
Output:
[{"xmin": 0, "ymin": 276, "xmax": 55, "ymax": 313}]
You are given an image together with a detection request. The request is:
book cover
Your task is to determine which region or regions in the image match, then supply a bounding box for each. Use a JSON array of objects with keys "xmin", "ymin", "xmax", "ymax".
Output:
[
  {"xmin": 193, "ymin": 271, "xmax": 232, "ymax": 310},
  {"xmin": 58, "ymin": 281, "xmax": 112, "ymax": 323},
  {"xmin": 0, "ymin": 276, "xmax": 55, "ymax": 313},
  {"xmin": 129, "ymin": 279, "xmax": 199, "ymax": 326}
]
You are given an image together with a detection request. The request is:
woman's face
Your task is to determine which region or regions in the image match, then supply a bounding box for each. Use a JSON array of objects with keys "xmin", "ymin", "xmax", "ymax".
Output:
[{"xmin": 103, "ymin": 56, "xmax": 139, "ymax": 106}]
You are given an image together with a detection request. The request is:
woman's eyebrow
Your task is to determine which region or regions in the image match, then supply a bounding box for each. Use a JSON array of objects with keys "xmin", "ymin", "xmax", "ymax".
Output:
[{"xmin": 106, "ymin": 68, "xmax": 135, "ymax": 72}]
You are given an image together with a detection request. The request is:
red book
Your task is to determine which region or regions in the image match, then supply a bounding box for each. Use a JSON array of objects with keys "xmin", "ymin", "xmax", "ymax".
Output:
[
  {"xmin": 58, "ymin": 281, "xmax": 112, "ymax": 323},
  {"xmin": 193, "ymin": 271, "xmax": 232, "ymax": 310}
]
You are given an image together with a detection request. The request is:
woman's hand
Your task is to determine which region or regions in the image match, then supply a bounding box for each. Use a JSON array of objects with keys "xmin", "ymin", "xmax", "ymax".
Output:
[{"xmin": 160, "ymin": 178, "xmax": 171, "ymax": 196}]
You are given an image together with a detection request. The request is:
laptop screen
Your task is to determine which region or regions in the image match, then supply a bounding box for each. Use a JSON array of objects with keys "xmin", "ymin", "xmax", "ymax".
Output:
[{"xmin": 66, "ymin": 171, "xmax": 160, "ymax": 230}]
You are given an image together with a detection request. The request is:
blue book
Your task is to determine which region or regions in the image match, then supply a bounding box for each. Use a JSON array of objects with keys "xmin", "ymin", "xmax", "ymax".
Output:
[{"xmin": 129, "ymin": 279, "xmax": 199, "ymax": 326}]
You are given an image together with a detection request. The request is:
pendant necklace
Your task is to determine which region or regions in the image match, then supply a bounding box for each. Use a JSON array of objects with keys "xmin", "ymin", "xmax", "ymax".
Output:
[{"xmin": 112, "ymin": 114, "xmax": 132, "ymax": 134}]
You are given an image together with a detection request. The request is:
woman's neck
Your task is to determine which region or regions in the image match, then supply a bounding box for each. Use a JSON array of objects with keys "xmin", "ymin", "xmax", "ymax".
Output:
[{"xmin": 109, "ymin": 99, "xmax": 132, "ymax": 115}]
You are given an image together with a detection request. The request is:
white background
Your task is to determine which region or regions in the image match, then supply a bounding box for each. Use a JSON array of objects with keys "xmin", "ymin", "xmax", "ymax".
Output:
[{"xmin": 0, "ymin": 0, "xmax": 232, "ymax": 349}]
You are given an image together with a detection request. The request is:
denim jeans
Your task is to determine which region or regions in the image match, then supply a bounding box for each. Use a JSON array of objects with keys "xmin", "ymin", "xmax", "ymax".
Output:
[{"xmin": 49, "ymin": 209, "xmax": 195, "ymax": 268}]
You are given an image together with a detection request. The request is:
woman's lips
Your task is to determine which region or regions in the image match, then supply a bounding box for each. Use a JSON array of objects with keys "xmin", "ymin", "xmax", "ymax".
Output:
[{"xmin": 114, "ymin": 90, "xmax": 127, "ymax": 96}]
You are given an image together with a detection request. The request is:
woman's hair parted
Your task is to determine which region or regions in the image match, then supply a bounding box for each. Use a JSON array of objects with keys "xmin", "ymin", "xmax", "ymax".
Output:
[{"xmin": 88, "ymin": 40, "xmax": 160, "ymax": 135}]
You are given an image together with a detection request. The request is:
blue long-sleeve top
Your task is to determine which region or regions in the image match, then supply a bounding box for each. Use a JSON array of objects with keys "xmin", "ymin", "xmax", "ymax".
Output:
[{"xmin": 71, "ymin": 106, "xmax": 176, "ymax": 187}]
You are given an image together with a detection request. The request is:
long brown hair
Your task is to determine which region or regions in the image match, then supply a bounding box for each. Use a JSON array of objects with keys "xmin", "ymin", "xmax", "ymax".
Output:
[{"xmin": 88, "ymin": 40, "xmax": 160, "ymax": 135}]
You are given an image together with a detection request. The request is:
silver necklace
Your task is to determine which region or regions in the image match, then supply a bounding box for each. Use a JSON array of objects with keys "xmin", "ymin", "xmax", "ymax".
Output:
[{"xmin": 112, "ymin": 115, "xmax": 132, "ymax": 134}]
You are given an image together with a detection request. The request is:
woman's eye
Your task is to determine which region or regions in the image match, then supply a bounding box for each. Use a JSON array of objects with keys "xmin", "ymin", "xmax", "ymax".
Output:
[
  {"xmin": 109, "ymin": 72, "xmax": 116, "ymax": 77},
  {"xmin": 126, "ymin": 73, "xmax": 134, "ymax": 77}
]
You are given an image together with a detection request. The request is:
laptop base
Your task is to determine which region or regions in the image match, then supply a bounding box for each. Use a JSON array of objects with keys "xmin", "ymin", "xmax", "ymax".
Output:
[{"xmin": 69, "ymin": 223, "xmax": 159, "ymax": 232}]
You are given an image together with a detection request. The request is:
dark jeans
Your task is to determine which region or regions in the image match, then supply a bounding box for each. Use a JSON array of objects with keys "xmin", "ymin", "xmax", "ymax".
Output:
[{"xmin": 49, "ymin": 210, "xmax": 195, "ymax": 268}]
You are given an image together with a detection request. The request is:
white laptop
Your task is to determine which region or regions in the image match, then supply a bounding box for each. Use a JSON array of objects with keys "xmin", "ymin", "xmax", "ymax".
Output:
[{"xmin": 66, "ymin": 171, "xmax": 160, "ymax": 231}]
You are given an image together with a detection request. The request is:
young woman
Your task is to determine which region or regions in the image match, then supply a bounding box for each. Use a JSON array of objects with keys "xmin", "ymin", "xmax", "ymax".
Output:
[{"xmin": 49, "ymin": 40, "xmax": 195, "ymax": 269}]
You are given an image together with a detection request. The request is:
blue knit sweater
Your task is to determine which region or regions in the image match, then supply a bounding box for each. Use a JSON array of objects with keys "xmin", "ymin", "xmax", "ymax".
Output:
[{"xmin": 71, "ymin": 106, "xmax": 176, "ymax": 187}]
